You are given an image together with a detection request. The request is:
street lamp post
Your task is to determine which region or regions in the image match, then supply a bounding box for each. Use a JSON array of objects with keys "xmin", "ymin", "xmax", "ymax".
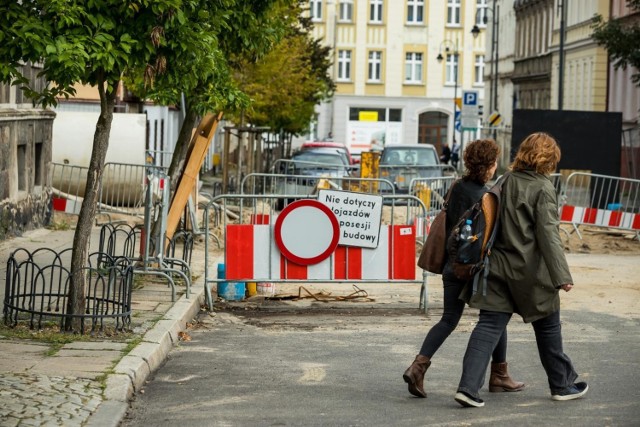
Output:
[
  {"xmin": 471, "ymin": 1, "xmax": 499, "ymax": 118},
  {"xmin": 437, "ymin": 38, "xmax": 459, "ymax": 146}
]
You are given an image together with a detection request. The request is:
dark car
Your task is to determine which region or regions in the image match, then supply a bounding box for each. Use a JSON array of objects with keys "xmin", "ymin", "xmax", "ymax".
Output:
[
  {"xmin": 379, "ymin": 144, "xmax": 445, "ymax": 194},
  {"xmin": 276, "ymin": 148, "xmax": 351, "ymax": 209}
]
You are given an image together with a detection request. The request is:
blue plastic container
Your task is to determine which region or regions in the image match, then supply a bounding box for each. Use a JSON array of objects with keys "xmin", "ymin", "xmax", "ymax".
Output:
[{"xmin": 217, "ymin": 263, "xmax": 245, "ymax": 301}]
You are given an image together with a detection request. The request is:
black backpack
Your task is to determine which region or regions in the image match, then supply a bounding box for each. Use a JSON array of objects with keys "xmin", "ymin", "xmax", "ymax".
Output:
[{"xmin": 446, "ymin": 173, "xmax": 510, "ymax": 292}]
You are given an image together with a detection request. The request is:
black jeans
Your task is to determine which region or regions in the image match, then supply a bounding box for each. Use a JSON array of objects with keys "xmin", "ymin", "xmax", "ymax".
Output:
[
  {"xmin": 457, "ymin": 310, "xmax": 578, "ymax": 399},
  {"xmin": 419, "ymin": 277, "xmax": 507, "ymax": 363}
]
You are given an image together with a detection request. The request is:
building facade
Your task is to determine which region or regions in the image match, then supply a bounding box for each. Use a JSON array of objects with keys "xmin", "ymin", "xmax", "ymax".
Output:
[
  {"xmin": 310, "ymin": 0, "xmax": 493, "ymax": 157},
  {"xmin": 549, "ymin": 0, "xmax": 610, "ymax": 111},
  {"xmin": 0, "ymin": 63, "xmax": 55, "ymax": 239}
]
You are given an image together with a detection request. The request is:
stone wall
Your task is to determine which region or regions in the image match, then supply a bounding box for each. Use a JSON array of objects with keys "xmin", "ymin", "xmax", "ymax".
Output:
[{"xmin": 0, "ymin": 109, "xmax": 55, "ymax": 240}]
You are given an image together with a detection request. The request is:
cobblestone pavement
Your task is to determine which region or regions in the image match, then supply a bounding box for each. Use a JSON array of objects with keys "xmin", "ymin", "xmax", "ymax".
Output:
[
  {"xmin": 0, "ymin": 373, "xmax": 102, "ymax": 427},
  {"xmin": 0, "ymin": 225, "xmax": 208, "ymax": 427}
]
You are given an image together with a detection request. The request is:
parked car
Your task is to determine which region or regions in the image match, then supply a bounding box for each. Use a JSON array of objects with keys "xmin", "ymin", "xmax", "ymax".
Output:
[
  {"xmin": 379, "ymin": 144, "xmax": 445, "ymax": 195},
  {"xmin": 301, "ymin": 141, "xmax": 358, "ymax": 165},
  {"xmin": 276, "ymin": 148, "xmax": 352, "ymax": 210}
]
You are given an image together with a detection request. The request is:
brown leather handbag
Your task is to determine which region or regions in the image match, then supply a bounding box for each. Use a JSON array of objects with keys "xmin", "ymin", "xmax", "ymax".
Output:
[{"xmin": 417, "ymin": 181, "xmax": 457, "ymax": 273}]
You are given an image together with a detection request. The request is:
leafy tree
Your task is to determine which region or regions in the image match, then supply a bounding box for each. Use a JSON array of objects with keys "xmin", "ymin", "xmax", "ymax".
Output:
[
  {"xmin": 592, "ymin": 0, "xmax": 640, "ymax": 85},
  {"xmin": 236, "ymin": 1, "xmax": 334, "ymax": 154},
  {"xmin": 0, "ymin": 0, "xmax": 184, "ymax": 331},
  {"xmin": 127, "ymin": 0, "xmax": 294, "ymax": 198}
]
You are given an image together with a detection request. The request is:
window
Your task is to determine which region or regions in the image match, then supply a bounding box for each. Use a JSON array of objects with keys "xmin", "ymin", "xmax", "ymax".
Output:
[
  {"xmin": 17, "ymin": 144, "xmax": 26, "ymax": 191},
  {"xmin": 474, "ymin": 55, "xmax": 485, "ymax": 84},
  {"xmin": 34, "ymin": 142, "xmax": 43, "ymax": 186},
  {"xmin": 407, "ymin": 0, "xmax": 424, "ymax": 24},
  {"xmin": 338, "ymin": 50, "xmax": 352, "ymax": 81},
  {"xmin": 476, "ymin": 0, "xmax": 488, "ymax": 26},
  {"xmin": 404, "ymin": 52, "xmax": 423, "ymax": 83},
  {"xmin": 447, "ymin": 0, "xmax": 461, "ymax": 25},
  {"xmin": 339, "ymin": 0, "xmax": 353, "ymax": 22},
  {"xmin": 445, "ymin": 53, "xmax": 458, "ymax": 85},
  {"xmin": 368, "ymin": 51, "xmax": 382, "ymax": 82},
  {"xmin": 370, "ymin": 0, "xmax": 383, "ymax": 23},
  {"xmin": 310, "ymin": 0, "xmax": 322, "ymax": 21}
]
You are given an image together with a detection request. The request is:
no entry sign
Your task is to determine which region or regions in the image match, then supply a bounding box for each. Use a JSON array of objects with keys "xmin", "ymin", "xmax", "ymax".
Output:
[{"xmin": 274, "ymin": 199, "xmax": 340, "ymax": 265}]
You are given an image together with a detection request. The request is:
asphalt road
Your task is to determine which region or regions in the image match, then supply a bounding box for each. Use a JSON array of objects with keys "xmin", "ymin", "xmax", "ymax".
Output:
[{"xmin": 121, "ymin": 303, "xmax": 640, "ymax": 427}]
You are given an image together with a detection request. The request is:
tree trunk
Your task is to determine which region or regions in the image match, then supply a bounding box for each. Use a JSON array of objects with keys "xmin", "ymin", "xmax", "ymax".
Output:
[
  {"xmin": 65, "ymin": 80, "xmax": 117, "ymax": 332},
  {"xmin": 148, "ymin": 104, "xmax": 199, "ymax": 254},
  {"xmin": 167, "ymin": 105, "xmax": 199, "ymax": 202}
]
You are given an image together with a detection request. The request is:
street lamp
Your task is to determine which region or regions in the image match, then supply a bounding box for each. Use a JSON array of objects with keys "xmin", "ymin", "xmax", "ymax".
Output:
[
  {"xmin": 471, "ymin": 1, "xmax": 499, "ymax": 119},
  {"xmin": 436, "ymin": 38, "xmax": 459, "ymax": 144}
]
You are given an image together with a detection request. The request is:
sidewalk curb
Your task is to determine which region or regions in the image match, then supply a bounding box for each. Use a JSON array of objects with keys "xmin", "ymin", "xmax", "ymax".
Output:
[{"xmin": 86, "ymin": 284, "xmax": 205, "ymax": 427}]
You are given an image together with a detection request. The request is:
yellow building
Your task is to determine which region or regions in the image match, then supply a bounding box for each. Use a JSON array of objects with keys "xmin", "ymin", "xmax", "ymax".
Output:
[{"xmin": 308, "ymin": 0, "xmax": 492, "ymax": 157}]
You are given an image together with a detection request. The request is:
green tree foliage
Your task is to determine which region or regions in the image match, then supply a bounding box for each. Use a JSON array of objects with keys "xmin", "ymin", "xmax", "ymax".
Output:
[
  {"xmin": 237, "ymin": 1, "xmax": 335, "ymax": 138},
  {"xmin": 0, "ymin": 0, "xmax": 183, "ymax": 330},
  {"xmin": 125, "ymin": 0, "xmax": 293, "ymax": 197},
  {"xmin": 592, "ymin": 0, "xmax": 640, "ymax": 85}
]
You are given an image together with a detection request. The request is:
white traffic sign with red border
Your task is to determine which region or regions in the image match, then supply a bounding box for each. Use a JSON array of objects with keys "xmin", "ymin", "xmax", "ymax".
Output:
[{"xmin": 274, "ymin": 200, "xmax": 340, "ymax": 265}]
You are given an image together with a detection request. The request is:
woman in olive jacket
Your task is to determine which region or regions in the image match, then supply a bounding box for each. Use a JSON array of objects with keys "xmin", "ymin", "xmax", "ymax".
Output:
[
  {"xmin": 404, "ymin": 139, "xmax": 523, "ymax": 400},
  {"xmin": 454, "ymin": 132, "xmax": 589, "ymax": 408}
]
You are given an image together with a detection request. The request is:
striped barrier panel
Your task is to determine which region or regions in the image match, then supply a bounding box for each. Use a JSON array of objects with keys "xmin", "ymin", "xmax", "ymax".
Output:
[
  {"xmin": 225, "ymin": 223, "xmax": 415, "ymax": 281},
  {"xmin": 560, "ymin": 205, "xmax": 640, "ymax": 230},
  {"xmin": 52, "ymin": 194, "xmax": 82, "ymax": 214}
]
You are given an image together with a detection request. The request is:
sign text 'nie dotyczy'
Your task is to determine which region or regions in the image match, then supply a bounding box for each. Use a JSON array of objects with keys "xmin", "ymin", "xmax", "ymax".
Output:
[{"xmin": 318, "ymin": 190, "xmax": 383, "ymax": 248}]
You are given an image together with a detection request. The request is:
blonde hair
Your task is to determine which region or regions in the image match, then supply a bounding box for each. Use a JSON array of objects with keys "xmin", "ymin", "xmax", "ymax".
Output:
[{"xmin": 511, "ymin": 132, "xmax": 561, "ymax": 175}]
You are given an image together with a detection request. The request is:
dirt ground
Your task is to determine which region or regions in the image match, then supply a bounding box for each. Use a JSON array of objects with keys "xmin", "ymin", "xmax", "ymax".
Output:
[{"xmin": 559, "ymin": 224, "xmax": 640, "ymax": 254}]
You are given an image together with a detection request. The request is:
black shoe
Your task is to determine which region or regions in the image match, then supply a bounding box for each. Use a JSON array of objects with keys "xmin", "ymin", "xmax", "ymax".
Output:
[
  {"xmin": 455, "ymin": 391, "xmax": 485, "ymax": 408},
  {"xmin": 551, "ymin": 382, "xmax": 589, "ymax": 401}
]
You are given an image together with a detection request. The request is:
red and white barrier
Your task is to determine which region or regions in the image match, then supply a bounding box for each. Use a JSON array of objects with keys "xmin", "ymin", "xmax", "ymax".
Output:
[
  {"xmin": 225, "ymin": 223, "xmax": 416, "ymax": 281},
  {"xmin": 560, "ymin": 205, "xmax": 640, "ymax": 230},
  {"xmin": 52, "ymin": 196, "xmax": 82, "ymax": 215}
]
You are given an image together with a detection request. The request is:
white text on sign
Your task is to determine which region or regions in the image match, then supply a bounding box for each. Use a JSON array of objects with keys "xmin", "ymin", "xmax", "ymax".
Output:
[{"xmin": 318, "ymin": 190, "xmax": 383, "ymax": 248}]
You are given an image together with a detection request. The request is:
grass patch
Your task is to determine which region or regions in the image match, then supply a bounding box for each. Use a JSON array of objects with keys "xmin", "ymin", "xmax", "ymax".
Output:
[
  {"xmin": 47, "ymin": 219, "xmax": 71, "ymax": 231},
  {"xmin": 0, "ymin": 321, "xmax": 138, "ymax": 349}
]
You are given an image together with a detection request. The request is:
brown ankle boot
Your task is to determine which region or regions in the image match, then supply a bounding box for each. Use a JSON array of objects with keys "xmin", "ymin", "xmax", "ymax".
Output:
[
  {"xmin": 489, "ymin": 362, "xmax": 525, "ymax": 392},
  {"xmin": 403, "ymin": 355, "xmax": 431, "ymax": 398}
]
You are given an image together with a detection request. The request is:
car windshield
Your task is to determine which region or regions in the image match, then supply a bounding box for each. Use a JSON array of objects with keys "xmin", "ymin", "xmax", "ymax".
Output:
[
  {"xmin": 381, "ymin": 148, "xmax": 438, "ymax": 166},
  {"xmin": 293, "ymin": 152, "xmax": 347, "ymax": 167}
]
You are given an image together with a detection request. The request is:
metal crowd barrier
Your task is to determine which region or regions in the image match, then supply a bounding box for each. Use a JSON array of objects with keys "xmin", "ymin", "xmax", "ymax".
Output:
[
  {"xmin": 559, "ymin": 172, "xmax": 640, "ymax": 239},
  {"xmin": 550, "ymin": 172, "xmax": 564, "ymax": 195},
  {"xmin": 202, "ymin": 193, "xmax": 430, "ymax": 312},
  {"xmin": 408, "ymin": 176, "xmax": 458, "ymax": 239},
  {"xmin": 51, "ymin": 161, "xmax": 168, "ymax": 221},
  {"xmin": 240, "ymin": 173, "xmax": 395, "ymax": 210},
  {"xmin": 269, "ymin": 158, "xmax": 357, "ymax": 176},
  {"xmin": 50, "ymin": 163, "xmax": 89, "ymax": 214}
]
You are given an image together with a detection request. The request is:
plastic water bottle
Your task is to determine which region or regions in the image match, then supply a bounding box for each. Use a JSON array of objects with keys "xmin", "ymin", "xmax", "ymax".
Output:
[{"xmin": 459, "ymin": 219, "xmax": 473, "ymax": 241}]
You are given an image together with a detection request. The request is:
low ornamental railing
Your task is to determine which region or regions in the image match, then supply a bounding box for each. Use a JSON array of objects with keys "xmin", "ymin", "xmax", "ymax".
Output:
[{"xmin": 4, "ymin": 248, "xmax": 133, "ymax": 334}]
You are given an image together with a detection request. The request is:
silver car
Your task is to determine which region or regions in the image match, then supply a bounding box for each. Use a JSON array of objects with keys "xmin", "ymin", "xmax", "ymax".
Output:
[{"xmin": 379, "ymin": 144, "xmax": 445, "ymax": 194}]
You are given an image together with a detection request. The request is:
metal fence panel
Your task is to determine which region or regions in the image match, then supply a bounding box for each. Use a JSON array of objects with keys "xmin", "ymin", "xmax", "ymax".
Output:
[
  {"xmin": 559, "ymin": 172, "xmax": 640, "ymax": 237},
  {"xmin": 202, "ymin": 193, "xmax": 430, "ymax": 311}
]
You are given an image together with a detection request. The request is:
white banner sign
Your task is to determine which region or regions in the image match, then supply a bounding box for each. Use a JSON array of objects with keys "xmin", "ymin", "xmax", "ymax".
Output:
[{"xmin": 318, "ymin": 190, "xmax": 383, "ymax": 248}]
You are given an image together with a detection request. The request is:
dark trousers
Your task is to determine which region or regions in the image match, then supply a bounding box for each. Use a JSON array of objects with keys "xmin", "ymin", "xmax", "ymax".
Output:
[
  {"xmin": 457, "ymin": 310, "xmax": 578, "ymax": 399},
  {"xmin": 419, "ymin": 279, "xmax": 507, "ymax": 363}
]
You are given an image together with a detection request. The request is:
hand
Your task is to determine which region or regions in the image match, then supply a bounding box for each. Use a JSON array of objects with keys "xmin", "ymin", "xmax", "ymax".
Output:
[{"xmin": 560, "ymin": 284, "xmax": 573, "ymax": 292}]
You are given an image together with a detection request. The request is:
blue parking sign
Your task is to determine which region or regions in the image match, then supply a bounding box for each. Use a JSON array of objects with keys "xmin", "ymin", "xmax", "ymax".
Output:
[{"xmin": 463, "ymin": 91, "xmax": 478, "ymax": 106}]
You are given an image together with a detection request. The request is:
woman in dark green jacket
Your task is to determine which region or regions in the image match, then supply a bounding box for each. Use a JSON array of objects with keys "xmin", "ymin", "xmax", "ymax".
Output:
[{"xmin": 454, "ymin": 132, "xmax": 589, "ymax": 408}]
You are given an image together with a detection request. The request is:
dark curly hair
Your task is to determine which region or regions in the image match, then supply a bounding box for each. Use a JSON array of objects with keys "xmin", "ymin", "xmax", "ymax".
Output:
[{"xmin": 463, "ymin": 139, "xmax": 500, "ymax": 184}]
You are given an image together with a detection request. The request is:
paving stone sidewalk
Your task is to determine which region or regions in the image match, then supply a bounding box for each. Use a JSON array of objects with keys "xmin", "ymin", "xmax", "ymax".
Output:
[{"xmin": 0, "ymin": 226, "xmax": 211, "ymax": 427}]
